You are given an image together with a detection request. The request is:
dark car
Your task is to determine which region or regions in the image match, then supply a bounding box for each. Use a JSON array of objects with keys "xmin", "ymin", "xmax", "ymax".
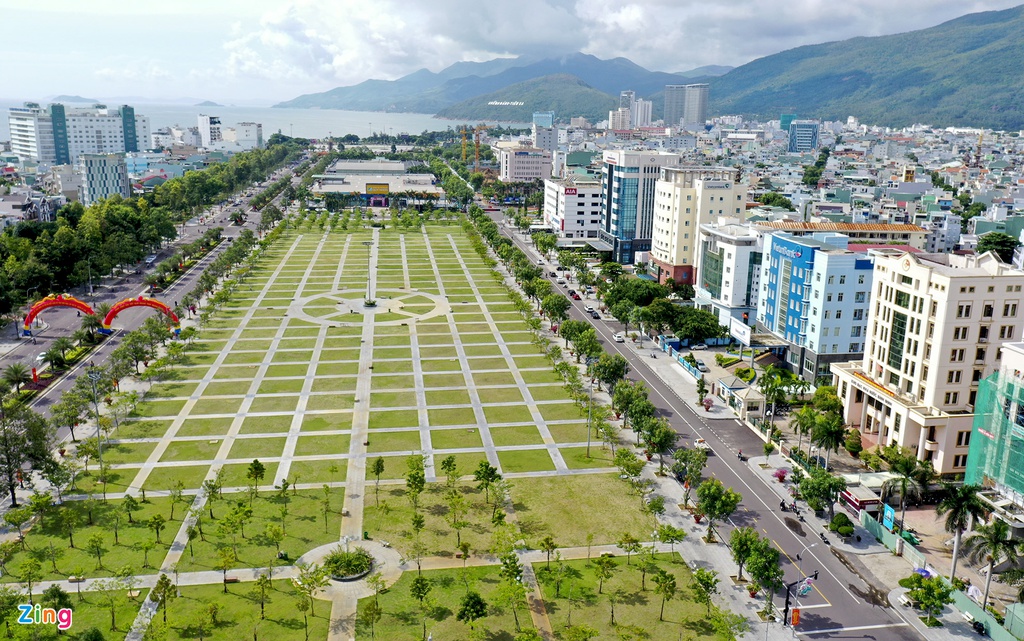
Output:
[
  {"xmin": 567, "ymin": 289, "xmax": 576, "ymax": 296},
  {"xmin": 549, "ymin": 271, "xmax": 557, "ymax": 277},
  {"xmin": 590, "ymin": 310, "xmax": 600, "ymax": 319}
]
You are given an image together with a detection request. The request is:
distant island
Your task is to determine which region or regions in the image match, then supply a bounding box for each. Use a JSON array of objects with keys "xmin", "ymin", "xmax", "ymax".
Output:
[
  {"xmin": 195, "ymin": 100, "xmax": 223, "ymax": 107},
  {"xmin": 51, "ymin": 95, "xmax": 97, "ymax": 103}
]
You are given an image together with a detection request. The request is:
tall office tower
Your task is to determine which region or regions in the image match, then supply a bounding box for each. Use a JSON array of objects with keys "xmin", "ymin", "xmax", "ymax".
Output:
[
  {"xmin": 532, "ymin": 112, "xmax": 555, "ymax": 128},
  {"xmin": 596, "ymin": 150, "xmax": 682, "ymax": 264},
  {"xmin": 682, "ymin": 83, "xmax": 709, "ymax": 129},
  {"xmin": 664, "ymin": 85, "xmax": 686, "ymax": 127},
  {"xmin": 619, "ymin": 90, "xmax": 636, "ymax": 127},
  {"xmin": 788, "ymin": 120, "xmax": 820, "ymax": 153},
  {"xmin": 634, "ymin": 99, "xmax": 653, "ymax": 127},
  {"xmin": 81, "ymin": 154, "xmax": 131, "ymax": 205},
  {"xmin": 197, "ymin": 115, "xmax": 223, "ymax": 148},
  {"xmin": 8, "ymin": 103, "xmax": 150, "ymax": 164},
  {"xmin": 832, "ymin": 251, "xmax": 1024, "ymax": 476},
  {"xmin": 780, "ymin": 114, "xmax": 797, "ymax": 133}
]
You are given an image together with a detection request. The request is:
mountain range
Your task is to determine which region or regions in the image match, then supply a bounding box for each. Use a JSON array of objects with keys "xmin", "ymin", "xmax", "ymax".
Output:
[{"xmin": 275, "ymin": 4, "xmax": 1024, "ymax": 129}]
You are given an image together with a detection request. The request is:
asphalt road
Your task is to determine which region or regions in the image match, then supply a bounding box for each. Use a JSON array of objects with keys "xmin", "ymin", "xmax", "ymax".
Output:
[
  {"xmin": 1, "ymin": 161, "xmax": 307, "ymax": 431},
  {"xmin": 490, "ymin": 212, "xmax": 920, "ymax": 640}
]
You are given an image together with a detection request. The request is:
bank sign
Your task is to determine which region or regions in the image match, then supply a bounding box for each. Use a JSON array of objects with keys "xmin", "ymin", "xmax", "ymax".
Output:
[{"xmin": 365, "ymin": 183, "xmax": 389, "ymax": 194}]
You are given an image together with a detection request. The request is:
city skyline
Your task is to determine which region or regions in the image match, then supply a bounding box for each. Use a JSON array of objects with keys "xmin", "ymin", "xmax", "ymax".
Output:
[{"xmin": 4, "ymin": 0, "xmax": 1022, "ymax": 105}]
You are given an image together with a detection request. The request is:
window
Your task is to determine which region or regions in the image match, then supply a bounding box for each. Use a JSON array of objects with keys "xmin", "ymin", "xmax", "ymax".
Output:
[
  {"xmin": 828, "ymin": 275, "xmax": 834, "ymax": 285},
  {"xmin": 855, "ymin": 292, "xmax": 866, "ymax": 303},
  {"xmin": 957, "ymin": 431, "xmax": 971, "ymax": 447},
  {"xmin": 853, "ymin": 309, "xmax": 864, "ymax": 321},
  {"xmin": 953, "ymin": 454, "xmax": 968, "ymax": 468},
  {"xmin": 836, "ymin": 310, "xmax": 843, "ymax": 319},
  {"xmin": 838, "ymin": 293, "xmax": 844, "ymax": 302},
  {"xmin": 948, "ymin": 370, "xmax": 962, "ymax": 383},
  {"xmin": 953, "ymin": 327, "xmax": 969, "ymax": 340},
  {"xmin": 889, "ymin": 372, "xmax": 900, "ymax": 385},
  {"xmin": 950, "ymin": 348, "xmax": 965, "ymax": 362},
  {"xmin": 858, "ymin": 275, "xmax": 865, "ymax": 284},
  {"xmin": 895, "ymin": 291, "xmax": 910, "ymax": 308},
  {"xmin": 840, "ymin": 275, "xmax": 846, "ymax": 285},
  {"xmin": 1004, "ymin": 303, "xmax": 1018, "ymax": 317},
  {"xmin": 851, "ymin": 326, "xmax": 862, "ymax": 337},
  {"xmin": 1001, "ymin": 326, "xmax": 1015, "ymax": 340},
  {"xmin": 984, "ymin": 304, "xmax": 994, "ymax": 318},
  {"xmin": 944, "ymin": 392, "xmax": 959, "ymax": 405},
  {"xmin": 957, "ymin": 304, "xmax": 972, "ymax": 318},
  {"xmin": 849, "ymin": 343, "xmax": 860, "ymax": 352}
]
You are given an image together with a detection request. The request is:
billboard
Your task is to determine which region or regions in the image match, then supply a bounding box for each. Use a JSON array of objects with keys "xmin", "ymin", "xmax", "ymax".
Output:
[
  {"xmin": 882, "ymin": 503, "xmax": 896, "ymax": 531},
  {"xmin": 564, "ymin": 188, "xmax": 577, "ymax": 195},
  {"xmin": 365, "ymin": 183, "xmax": 389, "ymax": 194},
  {"xmin": 729, "ymin": 316, "xmax": 751, "ymax": 346}
]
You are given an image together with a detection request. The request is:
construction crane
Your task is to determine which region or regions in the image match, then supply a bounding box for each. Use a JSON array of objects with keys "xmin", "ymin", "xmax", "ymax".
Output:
[
  {"xmin": 460, "ymin": 126, "xmax": 469, "ymax": 163},
  {"xmin": 473, "ymin": 124, "xmax": 488, "ymax": 172}
]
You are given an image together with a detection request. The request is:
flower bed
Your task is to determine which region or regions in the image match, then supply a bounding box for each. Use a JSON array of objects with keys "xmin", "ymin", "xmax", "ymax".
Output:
[{"xmin": 324, "ymin": 546, "xmax": 374, "ymax": 581}]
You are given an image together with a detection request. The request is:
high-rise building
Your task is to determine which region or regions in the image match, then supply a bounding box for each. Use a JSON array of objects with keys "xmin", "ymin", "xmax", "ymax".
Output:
[
  {"xmin": 532, "ymin": 112, "xmax": 555, "ymax": 128},
  {"xmin": 81, "ymin": 154, "xmax": 131, "ymax": 206},
  {"xmin": 596, "ymin": 150, "xmax": 682, "ymax": 264},
  {"xmin": 619, "ymin": 91, "xmax": 636, "ymax": 127},
  {"xmin": 832, "ymin": 250, "xmax": 1024, "ymax": 476},
  {"xmin": 788, "ymin": 120, "xmax": 820, "ymax": 153},
  {"xmin": 197, "ymin": 115, "xmax": 223, "ymax": 148},
  {"xmin": 682, "ymin": 84, "xmax": 709, "ymax": 129},
  {"xmin": 532, "ymin": 125, "xmax": 557, "ymax": 152},
  {"xmin": 634, "ymin": 99, "xmax": 653, "ymax": 128},
  {"xmin": 8, "ymin": 103, "xmax": 150, "ymax": 164},
  {"xmin": 757, "ymin": 233, "xmax": 874, "ymax": 382},
  {"xmin": 497, "ymin": 146, "xmax": 552, "ymax": 182},
  {"xmin": 694, "ymin": 223, "xmax": 762, "ymax": 325},
  {"xmin": 543, "ymin": 174, "xmax": 603, "ymax": 240},
  {"xmin": 649, "ymin": 166, "xmax": 746, "ymax": 286},
  {"xmin": 780, "ymin": 114, "xmax": 797, "ymax": 133},
  {"xmin": 664, "ymin": 85, "xmax": 686, "ymax": 128},
  {"xmin": 608, "ymin": 108, "xmax": 631, "ymax": 130}
]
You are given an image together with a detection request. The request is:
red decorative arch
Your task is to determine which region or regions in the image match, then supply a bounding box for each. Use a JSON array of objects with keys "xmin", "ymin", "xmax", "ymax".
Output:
[
  {"xmin": 24, "ymin": 294, "xmax": 95, "ymax": 332},
  {"xmin": 100, "ymin": 296, "xmax": 181, "ymax": 336}
]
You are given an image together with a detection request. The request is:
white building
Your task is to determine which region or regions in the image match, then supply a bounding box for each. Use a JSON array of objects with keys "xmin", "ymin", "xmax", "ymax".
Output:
[
  {"xmin": 832, "ymin": 250, "xmax": 1024, "ymax": 476},
  {"xmin": 8, "ymin": 103, "xmax": 149, "ymax": 164},
  {"xmin": 151, "ymin": 128, "xmax": 175, "ymax": 149},
  {"xmin": 80, "ymin": 154, "xmax": 130, "ymax": 206},
  {"xmin": 649, "ymin": 166, "xmax": 746, "ymax": 286},
  {"xmin": 634, "ymin": 99, "xmax": 653, "ymax": 128},
  {"xmin": 694, "ymin": 223, "xmax": 763, "ymax": 325},
  {"xmin": 197, "ymin": 114, "xmax": 223, "ymax": 148},
  {"xmin": 608, "ymin": 108, "xmax": 631, "ymax": 131},
  {"xmin": 532, "ymin": 125, "xmax": 557, "ymax": 152},
  {"xmin": 223, "ymin": 122, "xmax": 263, "ymax": 149},
  {"xmin": 542, "ymin": 175, "xmax": 603, "ymax": 240},
  {"xmin": 497, "ymin": 146, "xmax": 552, "ymax": 182}
]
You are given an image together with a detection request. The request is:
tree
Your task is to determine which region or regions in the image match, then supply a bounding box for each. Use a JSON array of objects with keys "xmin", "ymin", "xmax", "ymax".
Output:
[
  {"xmin": 644, "ymin": 418, "xmax": 677, "ymax": 475},
  {"xmin": 593, "ymin": 554, "xmax": 616, "ymax": 594},
  {"xmin": 540, "ymin": 535, "xmax": 558, "ymax": 570},
  {"xmin": 696, "ymin": 478, "xmax": 741, "ymax": 542},
  {"xmin": 440, "ymin": 454, "xmax": 459, "ymax": 488},
  {"xmin": 150, "ymin": 573, "xmax": 175, "ymax": 623},
  {"xmin": 811, "ymin": 411, "xmax": 846, "ymax": 469},
  {"xmin": 445, "ymin": 490, "xmax": 470, "ymax": 547},
  {"xmin": 4, "ymin": 506, "xmax": 31, "ymax": 549},
  {"xmin": 729, "ymin": 526, "xmax": 760, "ymax": 582},
  {"xmin": 799, "ymin": 468, "xmax": 847, "ymax": 522},
  {"xmin": 652, "ymin": 569, "xmax": 677, "ymax": 621},
  {"xmin": 617, "ymin": 533, "xmax": 641, "ymax": 565},
  {"xmin": 593, "ymin": 353, "xmax": 629, "ymax": 394},
  {"xmin": 246, "ymin": 459, "xmax": 266, "ymax": 503},
  {"xmin": 673, "ymin": 307, "xmax": 726, "ymax": 344},
  {"xmin": 252, "ymin": 572, "xmax": 273, "ymax": 620},
  {"xmin": 564, "ymin": 625, "xmax": 599, "ymax": 641},
  {"xmin": 763, "ymin": 441, "xmax": 775, "ymax": 464},
  {"xmin": 2, "ymin": 364, "xmax": 30, "ymax": 394},
  {"xmin": 978, "ymin": 231, "xmax": 1020, "ymax": 263},
  {"xmin": 936, "ymin": 483, "xmax": 986, "ymax": 583},
  {"xmin": 571, "ymin": 328, "xmax": 602, "ymax": 364},
  {"xmin": 541, "ymin": 294, "xmax": 571, "ymax": 324},
  {"xmin": 122, "ymin": 494, "xmax": 140, "ymax": 523},
  {"xmin": 92, "ymin": 577, "xmax": 125, "ymax": 631},
  {"xmin": 963, "ymin": 518, "xmax": 1021, "ymax": 611},
  {"xmin": 880, "ymin": 452, "xmax": 933, "ymax": 533},
  {"xmin": 359, "ymin": 599, "xmax": 383, "ymax": 640},
  {"xmin": 169, "ymin": 480, "xmax": 186, "ymax": 521},
  {"xmin": 790, "ymin": 404, "xmax": 817, "ymax": 458},
  {"xmin": 671, "ymin": 447, "xmax": 707, "ymax": 508},
  {"xmin": 907, "ymin": 575, "xmax": 955, "ymax": 627},
  {"xmin": 371, "ymin": 456, "xmax": 385, "ymax": 504},
  {"xmin": 87, "ymin": 532, "xmax": 107, "ymax": 569},
  {"xmin": 657, "ymin": 524, "xmax": 686, "ymax": 555},
  {"xmin": 58, "ymin": 508, "xmax": 79, "ymax": 548},
  {"xmin": 293, "ymin": 562, "xmax": 328, "ymax": 617},
  {"xmin": 410, "ymin": 575, "xmax": 432, "ymax": 639},
  {"xmin": 215, "ymin": 547, "xmax": 235, "ymax": 593},
  {"xmin": 474, "ymin": 461, "xmax": 501, "ymax": 502},
  {"xmin": 691, "ymin": 567, "xmax": 719, "ymax": 616},
  {"xmin": 696, "ymin": 376, "xmax": 708, "ymax": 403},
  {"xmin": 747, "ymin": 537, "xmax": 784, "ymax": 610},
  {"xmin": 21, "ymin": 559, "xmax": 42, "ymax": 605},
  {"xmin": 457, "ymin": 591, "xmax": 488, "ymax": 629}
]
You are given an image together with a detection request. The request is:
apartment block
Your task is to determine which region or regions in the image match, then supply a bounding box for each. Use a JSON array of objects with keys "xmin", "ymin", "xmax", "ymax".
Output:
[
  {"xmin": 497, "ymin": 146, "xmax": 552, "ymax": 182},
  {"xmin": 694, "ymin": 223, "xmax": 762, "ymax": 325},
  {"xmin": 81, "ymin": 154, "xmax": 131, "ymax": 206},
  {"xmin": 543, "ymin": 175, "xmax": 603, "ymax": 240},
  {"xmin": 8, "ymin": 103, "xmax": 150, "ymax": 164},
  {"xmin": 648, "ymin": 166, "xmax": 745, "ymax": 284},
  {"xmin": 832, "ymin": 251, "xmax": 1024, "ymax": 476}
]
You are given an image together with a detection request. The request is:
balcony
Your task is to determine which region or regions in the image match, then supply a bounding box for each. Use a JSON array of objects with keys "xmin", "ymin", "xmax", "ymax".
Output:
[{"xmin": 924, "ymin": 440, "xmax": 939, "ymax": 452}]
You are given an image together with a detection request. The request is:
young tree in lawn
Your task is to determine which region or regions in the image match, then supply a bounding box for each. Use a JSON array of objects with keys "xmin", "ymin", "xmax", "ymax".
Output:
[
  {"xmin": 92, "ymin": 577, "xmax": 125, "ymax": 631},
  {"xmin": 657, "ymin": 524, "xmax": 686, "ymax": 555},
  {"xmin": 4, "ymin": 507, "xmax": 31, "ymax": 550},
  {"xmin": 593, "ymin": 554, "xmax": 617, "ymax": 594},
  {"xmin": 729, "ymin": 526, "xmax": 759, "ymax": 582},
  {"xmin": 87, "ymin": 533, "xmax": 107, "ymax": 569},
  {"xmin": 45, "ymin": 542, "xmax": 65, "ymax": 573},
  {"xmin": 121, "ymin": 494, "xmax": 140, "ymax": 523},
  {"xmin": 637, "ymin": 546, "xmax": 658, "ymax": 591},
  {"xmin": 474, "ymin": 461, "xmax": 501, "ymax": 502},
  {"xmin": 691, "ymin": 567, "xmax": 720, "ymax": 616},
  {"xmin": 440, "ymin": 454, "xmax": 459, "ymax": 489},
  {"xmin": 410, "ymin": 575, "xmax": 432, "ymax": 639},
  {"xmin": 57, "ymin": 509, "xmax": 79, "ymax": 548},
  {"xmin": 371, "ymin": 456, "xmax": 386, "ymax": 505},
  {"xmin": 251, "ymin": 572, "xmax": 273, "ymax": 620},
  {"xmin": 293, "ymin": 562, "xmax": 328, "ymax": 617},
  {"xmin": 149, "ymin": 514, "xmax": 167, "ymax": 544},
  {"xmin": 215, "ymin": 547, "xmax": 235, "ymax": 593},
  {"xmin": 617, "ymin": 533, "xmax": 641, "ymax": 565},
  {"xmin": 21, "ymin": 559, "xmax": 42, "ymax": 605},
  {"xmin": 457, "ymin": 591, "xmax": 488, "ymax": 630},
  {"xmin": 150, "ymin": 573, "xmax": 175, "ymax": 624},
  {"xmin": 168, "ymin": 481, "xmax": 186, "ymax": 521},
  {"xmin": 652, "ymin": 569, "xmax": 677, "ymax": 621},
  {"xmin": 359, "ymin": 599, "xmax": 382, "ymax": 640},
  {"xmin": 696, "ymin": 478, "xmax": 741, "ymax": 543},
  {"xmin": 540, "ymin": 535, "xmax": 558, "ymax": 570},
  {"xmin": 445, "ymin": 489, "xmax": 470, "ymax": 548},
  {"xmin": 139, "ymin": 540, "xmax": 156, "ymax": 568},
  {"xmin": 246, "ymin": 459, "xmax": 266, "ymax": 503},
  {"xmin": 935, "ymin": 483, "xmax": 987, "ymax": 583}
]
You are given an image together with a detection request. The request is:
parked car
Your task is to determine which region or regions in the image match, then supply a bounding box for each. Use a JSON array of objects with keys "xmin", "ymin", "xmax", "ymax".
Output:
[
  {"xmin": 612, "ymin": 333, "xmax": 625, "ymax": 342},
  {"xmin": 537, "ymin": 259, "xmax": 544, "ymax": 265},
  {"xmin": 549, "ymin": 271, "xmax": 557, "ymax": 277},
  {"xmin": 590, "ymin": 310, "xmax": 601, "ymax": 319},
  {"xmin": 695, "ymin": 359, "xmax": 709, "ymax": 372},
  {"xmin": 567, "ymin": 290, "xmax": 576, "ymax": 296},
  {"xmin": 690, "ymin": 343, "xmax": 708, "ymax": 350}
]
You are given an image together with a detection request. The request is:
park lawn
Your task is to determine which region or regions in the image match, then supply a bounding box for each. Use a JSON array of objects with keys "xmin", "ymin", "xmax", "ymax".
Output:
[
  {"xmin": 220, "ymin": 462, "xmax": 281, "ymax": 489},
  {"xmin": 356, "ymin": 565, "xmax": 522, "ymax": 641},
  {"xmin": 537, "ymin": 402, "xmax": 584, "ymax": 422},
  {"xmin": 424, "ymin": 389, "xmax": 472, "ymax": 406},
  {"xmin": 426, "ymin": 407, "xmax": 476, "ymax": 427},
  {"xmin": 1, "ymin": 497, "xmax": 179, "ymax": 584},
  {"xmin": 141, "ymin": 466, "xmax": 212, "ymax": 493},
  {"xmin": 162, "ymin": 581, "xmax": 331, "ymax": 641},
  {"xmin": 483, "ymin": 405, "xmax": 534, "ymax": 425},
  {"xmin": 366, "ymin": 431, "xmax": 422, "ymax": 453},
  {"xmin": 506, "ymin": 343, "xmax": 543, "ymax": 355},
  {"xmin": 147, "ymin": 382, "xmax": 199, "ymax": 399},
  {"xmin": 178, "ymin": 489, "xmax": 343, "ymax": 572},
  {"xmin": 462, "ymin": 344, "xmax": 505, "ymax": 358},
  {"xmin": 176, "ymin": 417, "xmax": 236, "ymax": 438},
  {"xmin": 227, "ymin": 437, "xmax": 287, "ymax": 461},
  {"xmin": 264, "ymin": 364, "xmax": 309, "ymax": 378},
  {"xmin": 115, "ymin": 419, "xmax": 173, "ymax": 440},
  {"xmin": 489, "ymin": 425, "xmax": 544, "ymax": 447},
  {"xmin": 238, "ymin": 415, "xmax": 295, "ymax": 434},
  {"xmin": 371, "ymin": 360, "xmax": 414, "ymax": 374},
  {"xmin": 195, "ymin": 379, "xmax": 249, "ymax": 395},
  {"xmin": 374, "ymin": 335, "xmax": 412, "ymax": 347},
  {"xmin": 418, "ymin": 346, "xmax": 459, "ymax": 359},
  {"xmin": 272, "ymin": 350, "xmax": 314, "ymax": 364},
  {"xmin": 61, "ymin": 589, "xmax": 141, "ymax": 639},
  {"xmin": 362, "ymin": 482, "xmax": 506, "ymax": 558},
  {"xmin": 191, "ymin": 397, "xmax": 245, "ymax": 415},
  {"xmin": 511, "ymin": 474, "xmax": 655, "ymax": 548},
  {"xmin": 310, "ymin": 376, "xmax": 359, "ymax": 393},
  {"xmin": 419, "ymin": 359, "xmax": 461, "ymax": 373},
  {"xmin": 132, "ymin": 400, "xmax": 187, "ymax": 419},
  {"xmin": 526, "ymin": 385, "xmax": 570, "ymax": 401},
  {"xmin": 430, "ymin": 428, "xmax": 484, "ymax": 451},
  {"xmin": 248, "ymin": 395, "xmax": 300, "ymax": 413},
  {"xmin": 472, "ymin": 371, "xmax": 516, "ymax": 387},
  {"xmin": 301, "ymin": 412, "xmax": 352, "ymax": 432},
  {"xmin": 519, "ymin": 370, "xmax": 562, "ymax": 384},
  {"xmin": 370, "ymin": 375, "xmax": 416, "ymax": 390},
  {"xmin": 102, "ymin": 441, "xmax": 159, "ymax": 465},
  {"xmin": 474, "ymin": 387, "xmax": 524, "ymax": 404},
  {"xmin": 222, "ymin": 351, "xmax": 265, "ymax": 365},
  {"xmin": 160, "ymin": 440, "xmax": 222, "ymax": 463},
  {"xmin": 546, "ymin": 422, "xmax": 589, "ymax": 444},
  {"xmin": 294, "ymin": 434, "xmax": 350, "ymax": 456},
  {"xmin": 496, "ymin": 449, "xmax": 555, "ymax": 474},
  {"xmin": 212, "ymin": 366, "xmax": 260, "ymax": 380},
  {"xmin": 367, "ymin": 409, "xmax": 419, "ymax": 430},
  {"xmin": 256, "ymin": 378, "xmax": 305, "ymax": 394},
  {"xmin": 73, "ymin": 468, "xmax": 133, "ymax": 496},
  {"xmin": 287, "ymin": 459, "xmax": 348, "ymax": 485},
  {"xmin": 533, "ymin": 554, "xmax": 733, "ymax": 641},
  {"xmin": 305, "ymin": 395, "xmax": 355, "ymax": 411},
  {"xmin": 559, "ymin": 446, "xmax": 617, "ymax": 470},
  {"xmin": 318, "ymin": 348, "xmax": 361, "ymax": 362}
]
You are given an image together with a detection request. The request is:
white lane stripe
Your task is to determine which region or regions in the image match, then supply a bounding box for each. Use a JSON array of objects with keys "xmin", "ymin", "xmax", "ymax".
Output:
[{"xmin": 797, "ymin": 623, "xmax": 910, "ymax": 635}]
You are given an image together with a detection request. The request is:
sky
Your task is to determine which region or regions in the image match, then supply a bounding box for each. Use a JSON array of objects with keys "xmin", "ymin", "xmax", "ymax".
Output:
[{"xmin": 3, "ymin": 0, "xmax": 1022, "ymax": 105}]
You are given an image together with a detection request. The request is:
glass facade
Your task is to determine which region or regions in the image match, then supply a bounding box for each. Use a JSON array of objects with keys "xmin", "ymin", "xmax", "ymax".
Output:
[{"xmin": 701, "ymin": 241, "xmax": 724, "ymax": 300}]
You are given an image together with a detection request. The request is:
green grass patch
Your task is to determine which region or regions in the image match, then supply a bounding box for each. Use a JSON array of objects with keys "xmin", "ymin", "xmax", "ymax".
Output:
[
  {"xmin": 294, "ymin": 434, "xmax": 351, "ymax": 456},
  {"xmin": 546, "ymin": 422, "xmax": 589, "ymax": 443},
  {"xmin": 366, "ymin": 431, "xmax": 422, "ymax": 453},
  {"xmin": 257, "ymin": 378, "xmax": 305, "ymax": 394},
  {"xmin": 560, "ymin": 446, "xmax": 616, "ymax": 469},
  {"xmin": 160, "ymin": 440, "xmax": 223, "ymax": 463},
  {"xmin": 228, "ymin": 437, "xmax": 287, "ymax": 461},
  {"xmin": 219, "ymin": 461, "xmax": 280, "ymax": 489},
  {"xmin": 370, "ymin": 375, "xmax": 416, "ymax": 390},
  {"xmin": 537, "ymin": 402, "xmax": 583, "ymax": 422},
  {"xmin": 497, "ymin": 448, "xmax": 555, "ymax": 473},
  {"xmin": 116, "ymin": 419, "xmax": 173, "ymax": 440},
  {"xmin": 430, "ymin": 428, "xmax": 484, "ymax": 451},
  {"xmin": 191, "ymin": 397, "xmax": 244, "ymax": 415},
  {"xmin": 264, "ymin": 364, "xmax": 309, "ymax": 378},
  {"xmin": 102, "ymin": 441, "xmax": 159, "ymax": 465},
  {"xmin": 301, "ymin": 412, "xmax": 352, "ymax": 431},
  {"xmin": 525, "ymin": 385, "xmax": 568, "ymax": 401},
  {"xmin": 424, "ymin": 389, "xmax": 472, "ymax": 406},
  {"xmin": 310, "ymin": 377, "xmax": 358, "ymax": 393},
  {"xmin": 305, "ymin": 395, "xmax": 355, "ymax": 411},
  {"xmin": 132, "ymin": 399, "xmax": 188, "ymax": 418},
  {"xmin": 238, "ymin": 415, "xmax": 295, "ymax": 434},
  {"xmin": 248, "ymin": 396, "xmax": 300, "ymax": 413},
  {"xmin": 489, "ymin": 425, "xmax": 544, "ymax": 447},
  {"xmin": 483, "ymin": 405, "xmax": 534, "ymax": 424},
  {"xmin": 288, "ymin": 459, "xmax": 348, "ymax": 485},
  {"xmin": 475, "ymin": 386, "xmax": 524, "ymax": 403},
  {"xmin": 419, "ymin": 359, "xmax": 462, "ymax": 373},
  {"xmin": 427, "ymin": 407, "xmax": 477, "ymax": 427},
  {"xmin": 370, "ymin": 391, "xmax": 418, "ymax": 408}
]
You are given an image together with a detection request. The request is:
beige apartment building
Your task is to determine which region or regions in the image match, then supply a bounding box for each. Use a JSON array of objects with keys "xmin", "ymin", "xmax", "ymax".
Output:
[
  {"xmin": 497, "ymin": 146, "xmax": 552, "ymax": 182},
  {"xmin": 832, "ymin": 250, "xmax": 1024, "ymax": 476}
]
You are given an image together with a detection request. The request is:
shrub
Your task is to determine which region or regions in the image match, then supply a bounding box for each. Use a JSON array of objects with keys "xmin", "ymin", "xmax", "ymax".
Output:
[
  {"xmin": 324, "ymin": 547, "xmax": 374, "ymax": 578},
  {"xmin": 736, "ymin": 367, "xmax": 755, "ymax": 383},
  {"xmin": 773, "ymin": 469, "xmax": 788, "ymax": 482},
  {"xmin": 836, "ymin": 525, "xmax": 854, "ymax": 537},
  {"xmin": 845, "ymin": 429, "xmax": 863, "ymax": 458},
  {"xmin": 829, "ymin": 512, "xmax": 853, "ymax": 533}
]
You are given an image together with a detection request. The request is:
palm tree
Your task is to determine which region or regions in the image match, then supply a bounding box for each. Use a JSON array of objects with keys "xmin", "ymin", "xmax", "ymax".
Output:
[
  {"xmin": 2, "ymin": 364, "xmax": 31, "ymax": 394},
  {"xmin": 71, "ymin": 329, "xmax": 91, "ymax": 347},
  {"xmin": 880, "ymin": 453, "xmax": 933, "ymax": 534},
  {"xmin": 52, "ymin": 337, "xmax": 74, "ymax": 360},
  {"xmin": 757, "ymin": 368, "xmax": 787, "ymax": 432},
  {"xmin": 41, "ymin": 348, "xmax": 66, "ymax": 372},
  {"xmin": 790, "ymin": 404, "xmax": 817, "ymax": 459},
  {"xmin": 963, "ymin": 518, "xmax": 1020, "ymax": 611},
  {"xmin": 80, "ymin": 311, "xmax": 103, "ymax": 342},
  {"xmin": 936, "ymin": 483, "xmax": 987, "ymax": 583},
  {"xmin": 811, "ymin": 412, "xmax": 846, "ymax": 469}
]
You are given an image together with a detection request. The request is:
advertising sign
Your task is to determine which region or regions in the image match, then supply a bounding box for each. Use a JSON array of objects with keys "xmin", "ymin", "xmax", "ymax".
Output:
[
  {"xmin": 729, "ymin": 316, "xmax": 751, "ymax": 346},
  {"xmin": 365, "ymin": 183, "xmax": 389, "ymax": 194},
  {"xmin": 565, "ymin": 188, "xmax": 578, "ymax": 195},
  {"xmin": 882, "ymin": 503, "xmax": 896, "ymax": 531}
]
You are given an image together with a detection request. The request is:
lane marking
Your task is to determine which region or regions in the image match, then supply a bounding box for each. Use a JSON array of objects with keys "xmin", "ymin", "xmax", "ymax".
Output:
[{"xmin": 797, "ymin": 623, "xmax": 909, "ymax": 635}]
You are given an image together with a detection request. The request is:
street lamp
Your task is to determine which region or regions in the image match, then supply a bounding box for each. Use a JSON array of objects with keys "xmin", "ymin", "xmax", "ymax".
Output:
[
  {"xmin": 796, "ymin": 542, "xmax": 817, "ymax": 577},
  {"xmin": 362, "ymin": 241, "xmax": 374, "ymax": 300}
]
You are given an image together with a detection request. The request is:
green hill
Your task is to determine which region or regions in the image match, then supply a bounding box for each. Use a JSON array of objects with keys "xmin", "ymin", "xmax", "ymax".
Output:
[
  {"xmin": 434, "ymin": 74, "xmax": 617, "ymax": 123},
  {"xmin": 710, "ymin": 5, "xmax": 1024, "ymax": 129}
]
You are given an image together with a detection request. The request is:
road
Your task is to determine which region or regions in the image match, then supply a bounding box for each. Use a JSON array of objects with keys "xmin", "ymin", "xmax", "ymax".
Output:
[
  {"xmin": 1, "ymin": 160, "xmax": 307, "ymax": 431},
  {"xmin": 489, "ymin": 211, "xmax": 919, "ymax": 640}
]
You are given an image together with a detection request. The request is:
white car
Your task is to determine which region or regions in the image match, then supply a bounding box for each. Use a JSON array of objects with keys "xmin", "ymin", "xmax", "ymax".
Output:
[
  {"xmin": 690, "ymin": 343, "xmax": 708, "ymax": 351},
  {"xmin": 612, "ymin": 333, "xmax": 625, "ymax": 343},
  {"xmin": 694, "ymin": 438, "xmax": 711, "ymax": 451},
  {"xmin": 584, "ymin": 305, "xmax": 595, "ymax": 313},
  {"xmin": 556, "ymin": 277, "xmax": 566, "ymax": 284}
]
